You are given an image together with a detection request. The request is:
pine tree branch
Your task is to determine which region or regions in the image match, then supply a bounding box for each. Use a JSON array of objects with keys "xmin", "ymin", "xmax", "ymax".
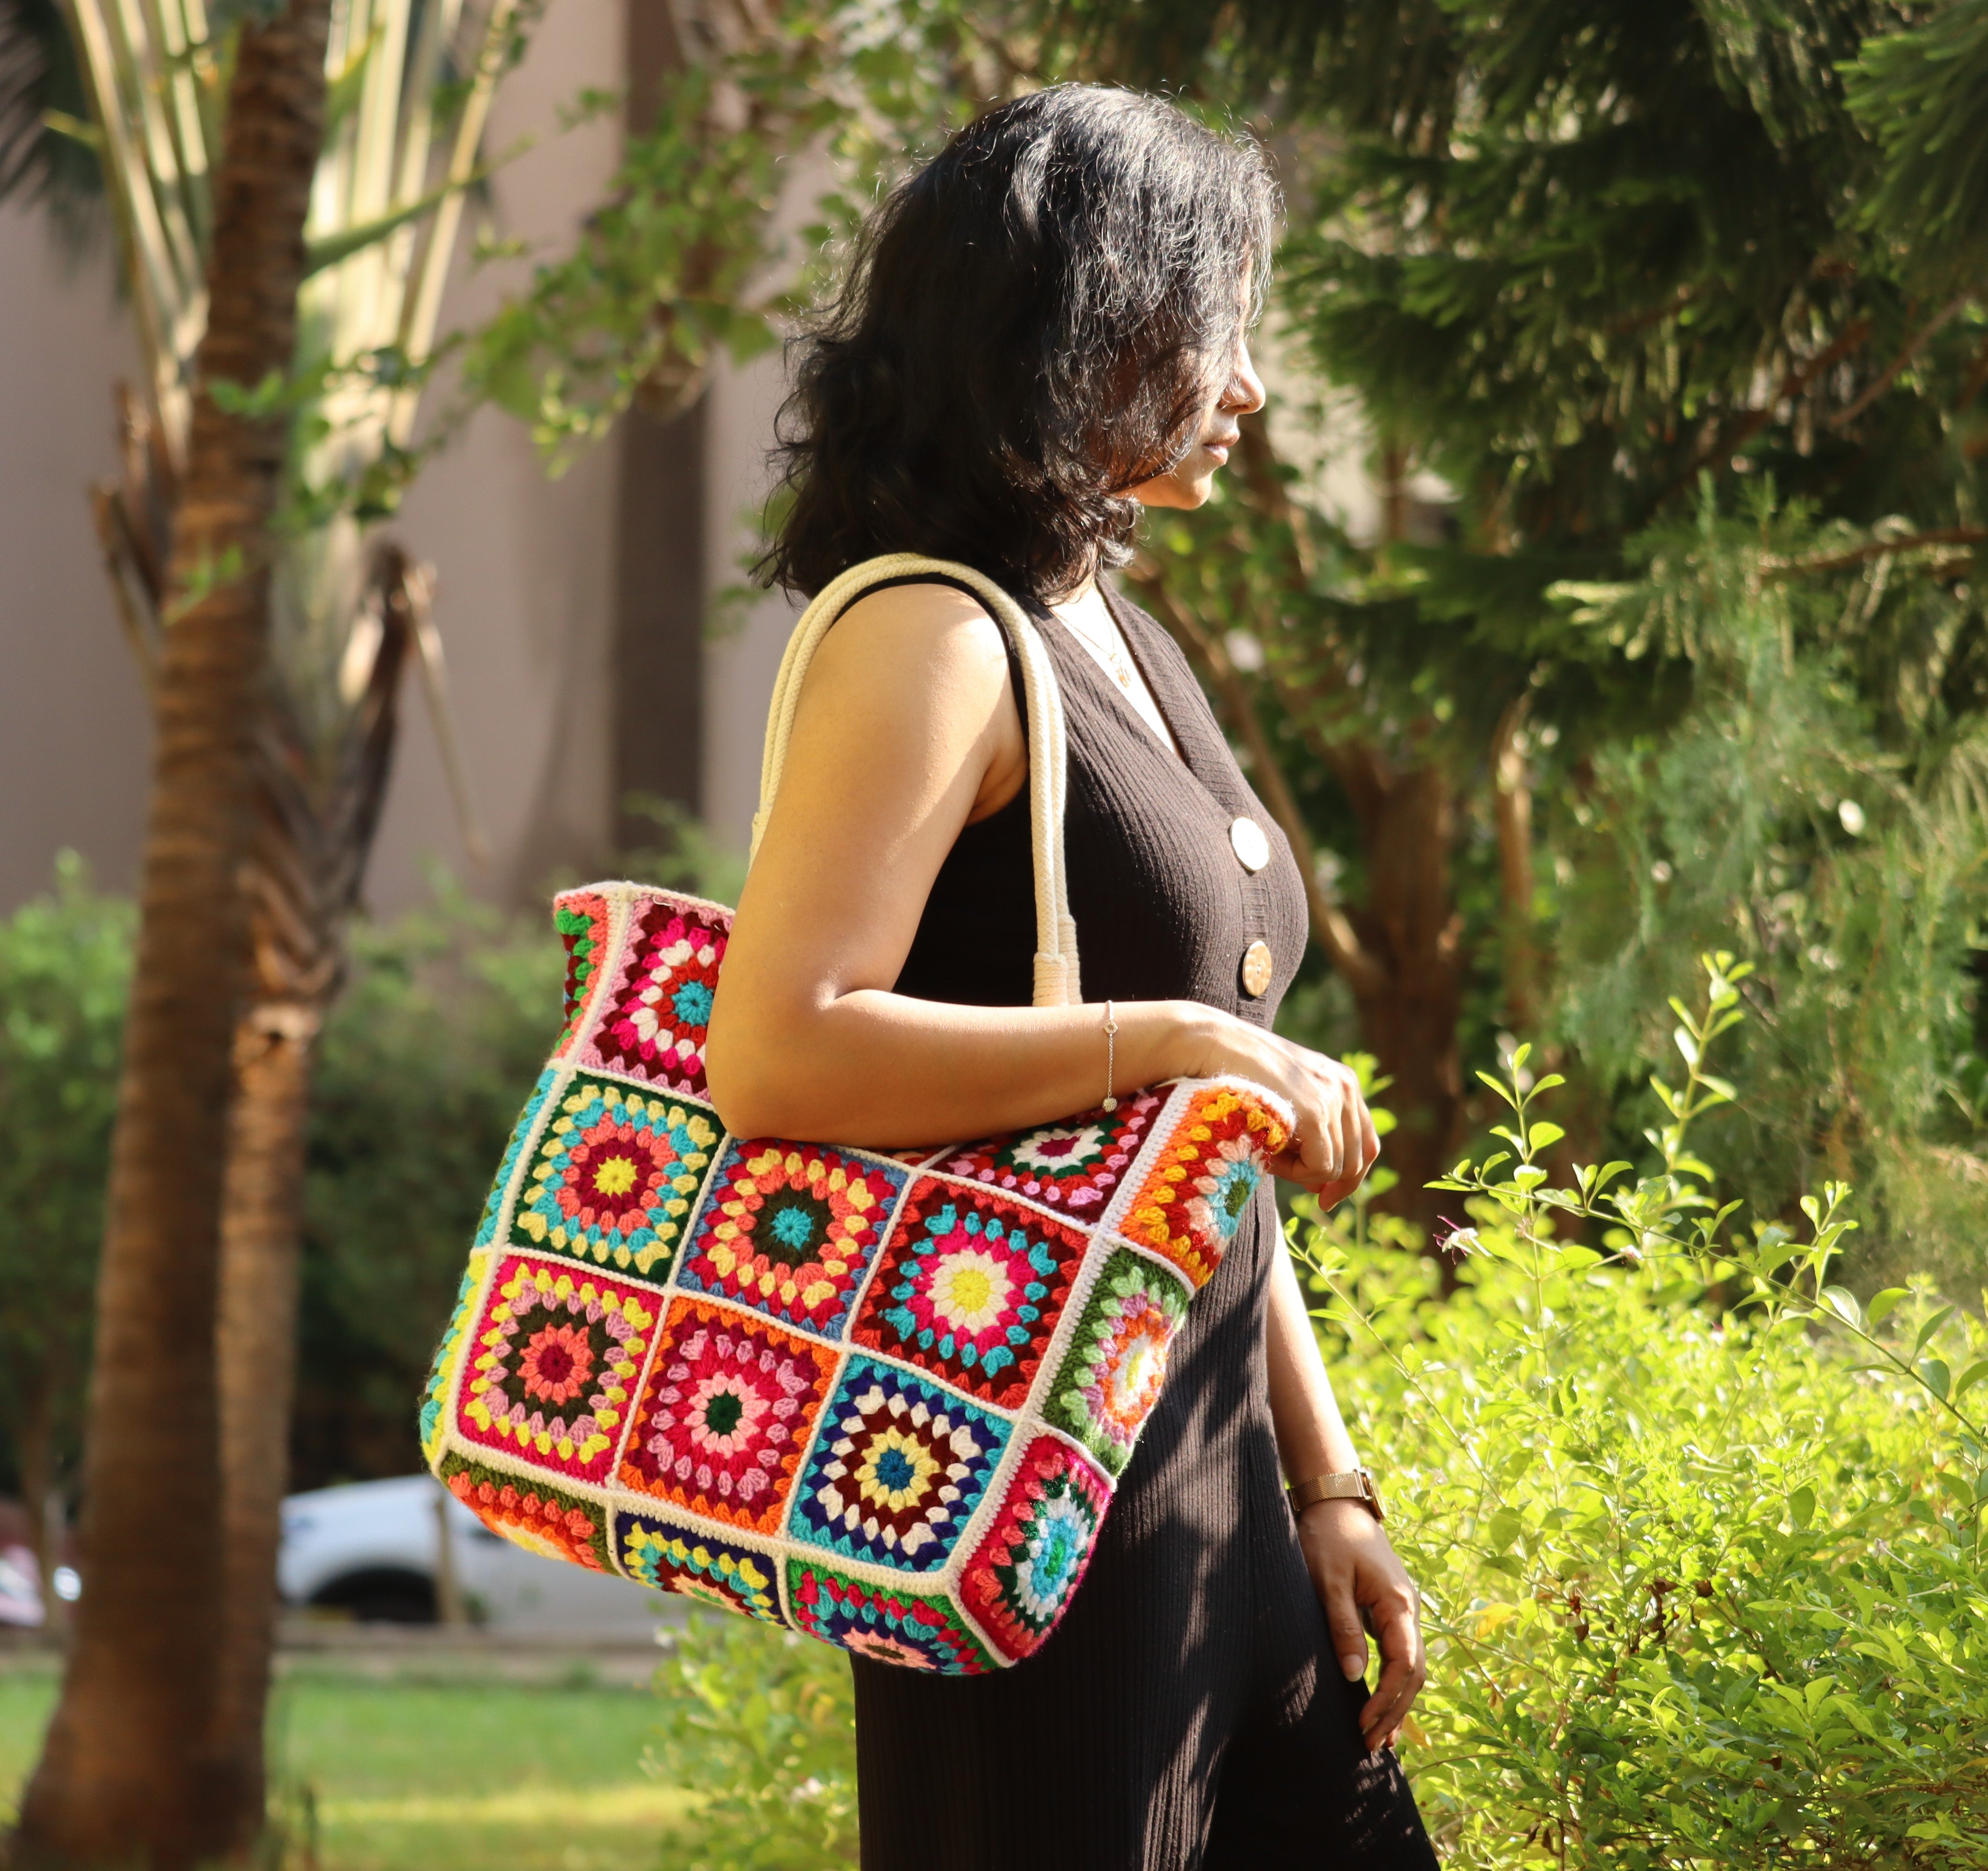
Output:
[
  {"xmin": 1828, "ymin": 292, "xmax": 1975, "ymax": 429},
  {"xmin": 1957, "ymin": 331, "xmax": 1988, "ymax": 411},
  {"xmin": 1668, "ymin": 319, "xmax": 1872, "ymax": 503},
  {"xmin": 1761, "ymin": 526, "xmax": 1987, "ymax": 580},
  {"xmin": 1123, "ymin": 556, "xmax": 1389, "ymax": 1001}
]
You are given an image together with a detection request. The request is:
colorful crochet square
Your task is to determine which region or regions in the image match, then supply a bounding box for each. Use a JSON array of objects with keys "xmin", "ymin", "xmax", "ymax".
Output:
[
  {"xmin": 850, "ymin": 1182, "xmax": 1084, "ymax": 1408},
  {"xmin": 786, "ymin": 1558, "xmax": 994, "ymax": 1674},
  {"xmin": 584, "ymin": 897, "xmax": 728, "ymax": 1094},
  {"xmin": 513, "ymin": 1074, "xmax": 719, "ymax": 1276},
  {"xmin": 613, "ymin": 1510, "xmax": 781, "ymax": 1621},
  {"xmin": 552, "ymin": 892, "xmax": 612, "ymax": 1057},
  {"xmin": 1044, "ymin": 1247, "xmax": 1191, "ymax": 1476},
  {"xmin": 420, "ymin": 1249, "xmax": 491, "ymax": 1463},
  {"xmin": 1119, "ymin": 1085, "xmax": 1291, "ymax": 1288},
  {"xmin": 962, "ymin": 1436, "xmax": 1111, "ymax": 1662},
  {"xmin": 474, "ymin": 1070, "xmax": 556, "ymax": 1247},
  {"xmin": 675, "ymin": 1141, "xmax": 906, "ymax": 1336},
  {"xmin": 440, "ymin": 1452, "xmax": 612, "ymax": 1572},
  {"xmin": 940, "ymin": 1090, "xmax": 1163, "ymax": 1214},
  {"xmin": 619, "ymin": 1296, "xmax": 838, "ymax": 1533},
  {"xmin": 788, "ymin": 1357, "xmax": 1006, "ymax": 1572},
  {"xmin": 459, "ymin": 1256, "xmax": 655, "ymax": 1482}
]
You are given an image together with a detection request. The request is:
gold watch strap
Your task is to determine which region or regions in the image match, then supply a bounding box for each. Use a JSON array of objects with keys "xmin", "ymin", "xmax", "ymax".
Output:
[{"xmin": 1287, "ymin": 1468, "xmax": 1385, "ymax": 1523}]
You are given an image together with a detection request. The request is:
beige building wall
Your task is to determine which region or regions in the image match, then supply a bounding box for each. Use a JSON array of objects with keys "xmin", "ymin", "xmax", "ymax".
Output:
[
  {"xmin": 362, "ymin": 0, "xmax": 627, "ymax": 914},
  {"xmin": 0, "ymin": 209, "xmax": 149, "ymax": 911},
  {"xmin": 700, "ymin": 349, "xmax": 801, "ymax": 856}
]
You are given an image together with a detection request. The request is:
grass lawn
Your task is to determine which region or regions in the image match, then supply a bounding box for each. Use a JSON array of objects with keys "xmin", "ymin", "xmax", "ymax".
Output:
[{"xmin": 0, "ymin": 1660, "xmax": 689, "ymax": 1871}]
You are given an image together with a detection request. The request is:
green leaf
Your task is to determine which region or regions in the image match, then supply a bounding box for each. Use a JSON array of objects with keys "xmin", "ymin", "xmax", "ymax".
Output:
[
  {"xmin": 1951, "ymin": 1357, "xmax": 1988, "ymax": 1402},
  {"xmin": 40, "ymin": 109, "xmax": 102, "ymax": 152},
  {"xmin": 1528, "ymin": 1121, "xmax": 1566, "ymax": 1151},
  {"xmin": 1788, "ymin": 1485, "xmax": 1816, "ymax": 1530},
  {"xmin": 1865, "ymin": 1287, "xmax": 1912, "ymax": 1327},
  {"xmin": 1821, "ymin": 1285, "xmax": 1864, "ymax": 1330},
  {"xmin": 1913, "ymin": 1305, "xmax": 1958, "ymax": 1357},
  {"xmin": 1917, "ymin": 1356, "xmax": 1951, "ymax": 1401},
  {"xmin": 1474, "ymin": 1069, "xmax": 1518, "ymax": 1109}
]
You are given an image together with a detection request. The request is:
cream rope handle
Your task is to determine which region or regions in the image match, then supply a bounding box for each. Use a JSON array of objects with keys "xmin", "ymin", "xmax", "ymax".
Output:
[{"xmin": 749, "ymin": 553, "xmax": 1081, "ymax": 1009}]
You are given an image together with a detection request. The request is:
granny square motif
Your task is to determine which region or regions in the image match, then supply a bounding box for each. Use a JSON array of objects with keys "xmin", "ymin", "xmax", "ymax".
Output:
[
  {"xmin": 422, "ymin": 881, "xmax": 1291, "ymax": 1672},
  {"xmin": 675, "ymin": 1139, "xmax": 905, "ymax": 1334},
  {"xmin": 850, "ymin": 1180, "xmax": 1085, "ymax": 1408}
]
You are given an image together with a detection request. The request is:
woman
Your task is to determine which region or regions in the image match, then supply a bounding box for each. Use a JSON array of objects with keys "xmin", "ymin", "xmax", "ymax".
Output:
[{"xmin": 706, "ymin": 85, "xmax": 1436, "ymax": 1870}]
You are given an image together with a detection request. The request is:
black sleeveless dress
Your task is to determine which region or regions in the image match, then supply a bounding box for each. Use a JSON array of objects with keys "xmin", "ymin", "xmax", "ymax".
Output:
[{"xmin": 856, "ymin": 580, "xmax": 1439, "ymax": 1871}]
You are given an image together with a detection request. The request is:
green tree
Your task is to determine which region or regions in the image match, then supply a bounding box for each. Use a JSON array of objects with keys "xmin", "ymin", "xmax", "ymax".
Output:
[
  {"xmin": 1045, "ymin": 0, "xmax": 1988, "ymax": 1262},
  {"xmin": 291, "ymin": 889, "xmax": 561, "ymax": 1487},
  {"xmin": 0, "ymin": 859, "xmax": 131, "ymax": 1636}
]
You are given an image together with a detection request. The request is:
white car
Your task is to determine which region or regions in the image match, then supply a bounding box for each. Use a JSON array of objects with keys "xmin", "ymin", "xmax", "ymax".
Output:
[{"xmin": 280, "ymin": 1474, "xmax": 666, "ymax": 1636}]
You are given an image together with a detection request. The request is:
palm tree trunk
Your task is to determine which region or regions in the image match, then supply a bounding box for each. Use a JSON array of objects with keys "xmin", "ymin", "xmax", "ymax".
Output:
[
  {"xmin": 209, "ymin": 551, "xmax": 414, "ymax": 1855},
  {"xmin": 7, "ymin": 5, "xmax": 329, "ymax": 1865},
  {"xmin": 211, "ymin": 998, "xmax": 320, "ymax": 1854}
]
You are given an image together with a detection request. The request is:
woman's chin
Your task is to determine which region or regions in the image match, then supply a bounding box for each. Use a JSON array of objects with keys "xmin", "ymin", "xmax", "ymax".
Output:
[{"xmin": 1134, "ymin": 469, "xmax": 1219, "ymax": 512}]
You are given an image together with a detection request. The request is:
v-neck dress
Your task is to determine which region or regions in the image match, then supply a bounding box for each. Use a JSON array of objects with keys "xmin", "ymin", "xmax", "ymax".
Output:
[{"xmin": 854, "ymin": 580, "xmax": 1438, "ymax": 1871}]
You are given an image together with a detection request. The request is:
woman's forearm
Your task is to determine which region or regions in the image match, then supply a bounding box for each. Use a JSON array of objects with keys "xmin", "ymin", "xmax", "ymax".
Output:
[
  {"xmin": 705, "ymin": 988, "xmax": 1224, "ymax": 1146},
  {"xmin": 1265, "ymin": 1240, "xmax": 1362, "ymax": 1482}
]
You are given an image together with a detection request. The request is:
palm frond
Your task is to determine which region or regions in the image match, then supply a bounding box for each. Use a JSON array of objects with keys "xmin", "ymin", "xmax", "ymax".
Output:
[{"xmin": 0, "ymin": 0, "xmax": 104, "ymax": 247}]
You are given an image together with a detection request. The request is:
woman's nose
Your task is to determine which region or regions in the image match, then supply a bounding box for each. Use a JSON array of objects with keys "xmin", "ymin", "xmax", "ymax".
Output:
[{"xmin": 1222, "ymin": 342, "xmax": 1267, "ymax": 417}]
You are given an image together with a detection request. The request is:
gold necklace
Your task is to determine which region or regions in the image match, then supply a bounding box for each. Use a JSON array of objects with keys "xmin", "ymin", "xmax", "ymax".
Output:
[{"xmin": 1063, "ymin": 610, "xmax": 1139, "ymax": 693}]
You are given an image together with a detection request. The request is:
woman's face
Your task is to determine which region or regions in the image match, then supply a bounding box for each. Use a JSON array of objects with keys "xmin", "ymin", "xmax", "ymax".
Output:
[{"xmin": 1129, "ymin": 330, "xmax": 1267, "ymax": 512}]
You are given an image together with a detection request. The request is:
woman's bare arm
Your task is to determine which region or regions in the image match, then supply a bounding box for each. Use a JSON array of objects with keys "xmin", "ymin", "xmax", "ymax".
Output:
[{"xmin": 703, "ymin": 582, "xmax": 1378, "ymax": 1187}]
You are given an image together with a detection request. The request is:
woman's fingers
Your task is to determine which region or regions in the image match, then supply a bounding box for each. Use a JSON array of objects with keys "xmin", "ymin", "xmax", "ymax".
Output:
[
  {"xmin": 1358, "ymin": 1580, "xmax": 1427, "ymax": 1754},
  {"xmin": 1336, "ymin": 1088, "xmax": 1362, "ymax": 1190},
  {"xmin": 1296, "ymin": 1085, "xmax": 1340, "ymax": 1182},
  {"xmin": 1321, "ymin": 1564, "xmax": 1369, "ymax": 1686},
  {"xmin": 1253, "ymin": 1040, "xmax": 1386, "ymax": 1196}
]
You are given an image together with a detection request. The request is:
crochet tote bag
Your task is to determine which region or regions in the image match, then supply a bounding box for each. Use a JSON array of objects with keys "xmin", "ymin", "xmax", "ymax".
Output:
[{"xmin": 419, "ymin": 554, "xmax": 1292, "ymax": 1673}]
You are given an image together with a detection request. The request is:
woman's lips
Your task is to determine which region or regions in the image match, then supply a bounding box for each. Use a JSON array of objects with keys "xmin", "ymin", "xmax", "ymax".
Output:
[{"xmin": 1205, "ymin": 443, "xmax": 1231, "ymax": 464}]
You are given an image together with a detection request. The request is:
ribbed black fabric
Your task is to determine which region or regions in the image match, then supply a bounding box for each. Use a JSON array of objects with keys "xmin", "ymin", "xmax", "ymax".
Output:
[{"xmin": 859, "ymin": 581, "xmax": 1440, "ymax": 1870}]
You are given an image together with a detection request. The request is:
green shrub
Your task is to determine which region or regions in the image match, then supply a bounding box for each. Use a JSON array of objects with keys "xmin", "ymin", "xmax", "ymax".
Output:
[
  {"xmin": 1310, "ymin": 957, "xmax": 1988, "ymax": 1865},
  {"xmin": 646, "ymin": 1612, "xmax": 857, "ymax": 1871},
  {"xmin": 0, "ymin": 855, "xmax": 132, "ymax": 1522},
  {"xmin": 296, "ymin": 880, "xmax": 560, "ymax": 1484}
]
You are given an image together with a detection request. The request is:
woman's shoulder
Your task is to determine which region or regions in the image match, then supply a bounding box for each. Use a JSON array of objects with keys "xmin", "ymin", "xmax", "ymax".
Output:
[
  {"xmin": 830, "ymin": 575, "xmax": 1007, "ymax": 648},
  {"xmin": 802, "ymin": 577, "xmax": 1018, "ymax": 733}
]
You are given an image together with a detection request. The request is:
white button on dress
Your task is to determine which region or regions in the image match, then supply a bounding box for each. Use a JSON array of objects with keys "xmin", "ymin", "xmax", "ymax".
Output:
[{"xmin": 1230, "ymin": 817, "xmax": 1271, "ymax": 872}]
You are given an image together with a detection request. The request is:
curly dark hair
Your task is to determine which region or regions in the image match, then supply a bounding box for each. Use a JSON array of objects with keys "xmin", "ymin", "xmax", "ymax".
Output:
[{"xmin": 762, "ymin": 85, "xmax": 1280, "ymax": 600}]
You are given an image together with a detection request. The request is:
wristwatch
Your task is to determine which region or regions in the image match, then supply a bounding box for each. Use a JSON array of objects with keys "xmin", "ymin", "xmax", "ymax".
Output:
[{"xmin": 1287, "ymin": 1467, "xmax": 1385, "ymax": 1523}]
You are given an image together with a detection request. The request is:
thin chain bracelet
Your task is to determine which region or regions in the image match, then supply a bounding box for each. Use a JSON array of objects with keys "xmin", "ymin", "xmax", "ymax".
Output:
[{"xmin": 1101, "ymin": 999, "xmax": 1119, "ymax": 1112}]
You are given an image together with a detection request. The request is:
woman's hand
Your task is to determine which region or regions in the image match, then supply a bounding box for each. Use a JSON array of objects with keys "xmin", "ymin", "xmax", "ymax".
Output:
[
  {"xmin": 1186, "ymin": 1014, "xmax": 1380, "ymax": 1201},
  {"xmin": 1296, "ymin": 1499, "xmax": 1426, "ymax": 1754}
]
